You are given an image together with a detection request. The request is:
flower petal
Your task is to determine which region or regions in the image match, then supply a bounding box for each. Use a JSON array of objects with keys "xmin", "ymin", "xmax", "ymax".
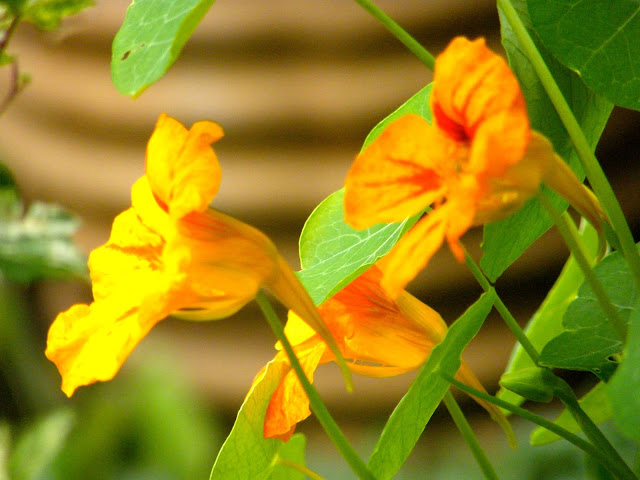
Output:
[
  {"xmin": 263, "ymin": 343, "xmax": 327, "ymax": 440},
  {"xmin": 344, "ymin": 115, "xmax": 458, "ymax": 229},
  {"xmin": 146, "ymin": 113, "xmax": 224, "ymax": 218},
  {"xmin": 432, "ymin": 37, "xmax": 529, "ymax": 177},
  {"xmin": 378, "ymin": 209, "xmax": 448, "ymax": 297}
]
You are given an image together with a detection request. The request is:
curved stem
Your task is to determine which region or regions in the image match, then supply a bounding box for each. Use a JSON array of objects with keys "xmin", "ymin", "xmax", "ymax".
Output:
[
  {"xmin": 551, "ymin": 377, "xmax": 636, "ymax": 480},
  {"xmin": 352, "ymin": 0, "xmax": 435, "ymax": 70},
  {"xmin": 537, "ymin": 191, "xmax": 627, "ymax": 342},
  {"xmin": 443, "ymin": 374, "xmax": 637, "ymax": 480},
  {"xmin": 497, "ymin": 0, "xmax": 640, "ymax": 298},
  {"xmin": 256, "ymin": 292, "xmax": 378, "ymax": 480},
  {"xmin": 463, "ymin": 248, "xmax": 541, "ymax": 365},
  {"xmin": 443, "ymin": 391, "xmax": 501, "ymax": 480}
]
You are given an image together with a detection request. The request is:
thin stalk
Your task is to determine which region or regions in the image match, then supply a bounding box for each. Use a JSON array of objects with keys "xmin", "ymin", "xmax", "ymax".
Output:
[
  {"xmin": 352, "ymin": 0, "xmax": 435, "ymax": 70},
  {"xmin": 443, "ymin": 391, "xmax": 501, "ymax": 480},
  {"xmin": 443, "ymin": 374, "xmax": 637, "ymax": 480},
  {"xmin": 255, "ymin": 292, "xmax": 378, "ymax": 480},
  {"xmin": 551, "ymin": 377, "xmax": 637, "ymax": 480},
  {"xmin": 497, "ymin": 0, "xmax": 640, "ymax": 298},
  {"xmin": 274, "ymin": 457, "xmax": 326, "ymax": 480},
  {"xmin": 463, "ymin": 248, "xmax": 541, "ymax": 365},
  {"xmin": 538, "ymin": 191, "xmax": 627, "ymax": 342}
]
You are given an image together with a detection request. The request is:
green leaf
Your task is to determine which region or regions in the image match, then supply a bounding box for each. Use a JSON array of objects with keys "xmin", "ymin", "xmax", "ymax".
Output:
[
  {"xmin": 497, "ymin": 221, "xmax": 599, "ymax": 408},
  {"xmin": 297, "ymin": 189, "xmax": 418, "ymax": 306},
  {"xmin": 539, "ymin": 246, "xmax": 640, "ymax": 380},
  {"xmin": 530, "ymin": 381, "xmax": 612, "ymax": 446},
  {"xmin": 297, "ymin": 84, "xmax": 432, "ymax": 306},
  {"xmin": 360, "ymin": 83, "xmax": 433, "ymax": 152},
  {"xmin": 608, "ymin": 300, "xmax": 640, "ymax": 444},
  {"xmin": 210, "ymin": 359, "xmax": 289, "ymax": 480},
  {"xmin": 269, "ymin": 434, "xmax": 306, "ymax": 480},
  {"xmin": 481, "ymin": 0, "xmax": 612, "ymax": 281},
  {"xmin": 22, "ymin": 0, "xmax": 94, "ymax": 30},
  {"xmin": 0, "ymin": 200, "xmax": 88, "ymax": 282},
  {"xmin": 111, "ymin": 0, "xmax": 216, "ymax": 97},
  {"xmin": 8, "ymin": 409, "xmax": 75, "ymax": 480},
  {"xmin": 367, "ymin": 291, "xmax": 496, "ymax": 480},
  {"xmin": 528, "ymin": 0, "xmax": 640, "ymax": 111}
]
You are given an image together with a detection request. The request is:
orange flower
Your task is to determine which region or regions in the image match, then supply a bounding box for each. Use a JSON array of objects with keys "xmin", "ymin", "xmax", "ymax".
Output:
[
  {"xmin": 258, "ymin": 265, "xmax": 512, "ymax": 442},
  {"xmin": 46, "ymin": 114, "xmax": 347, "ymax": 397},
  {"xmin": 344, "ymin": 37, "xmax": 605, "ymax": 296}
]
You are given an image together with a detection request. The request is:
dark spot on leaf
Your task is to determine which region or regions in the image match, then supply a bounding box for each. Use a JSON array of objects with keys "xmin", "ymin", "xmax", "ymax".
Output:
[
  {"xmin": 121, "ymin": 51, "xmax": 131, "ymax": 60},
  {"xmin": 606, "ymin": 354, "xmax": 620, "ymax": 363}
]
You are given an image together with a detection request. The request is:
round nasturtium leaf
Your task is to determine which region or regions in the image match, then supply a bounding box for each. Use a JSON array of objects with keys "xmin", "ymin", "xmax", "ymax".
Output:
[{"xmin": 528, "ymin": 0, "xmax": 640, "ymax": 110}]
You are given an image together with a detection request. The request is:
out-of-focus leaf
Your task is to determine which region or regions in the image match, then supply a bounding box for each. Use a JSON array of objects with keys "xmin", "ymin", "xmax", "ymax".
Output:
[
  {"xmin": 530, "ymin": 381, "xmax": 612, "ymax": 445},
  {"xmin": 210, "ymin": 359, "xmax": 290, "ymax": 480},
  {"xmin": 297, "ymin": 189, "xmax": 418, "ymax": 305},
  {"xmin": 539, "ymin": 246, "xmax": 640, "ymax": 380},
  {"xmin": 45, "ymin": 355, "xmax": 221, "ymax": 480},
  {"xmin": 367, "ymin": 291, "xmax": 496, "ymax": 480},
  {"xmin": 528, "ymin": 0, "xmax": 640, "ymax": 111},
  {"xmin": 297, "ymin": 84, "xmax": 432, "ymax": 305},
  {"xmin": 22, "ymin": 0, "xmax": 94, "ymax": 30},
  {"xmin": 497, "ymin": 222, "xmax": 599, "ymax": 408},
  {"xmin": 481, "ymin": 0, "xmax": 612, "ymax": 281},
  {"xmin": 269, "ymin": 434, "xmax": 306, "ymax": 480},
  {"xmin": 8, "ymin": 409, "xmax": 75, "ymax": 480},
  {"xmin": 111, "ymin": 0, "xmax": 216, "ymax": 96},
  {"xmin": 0, "ymin": 200, "xmax": 88, "ymax": 282},
  {"xmin": 608, "ymin": 301, "xmax": 640, "ymax": 444}
]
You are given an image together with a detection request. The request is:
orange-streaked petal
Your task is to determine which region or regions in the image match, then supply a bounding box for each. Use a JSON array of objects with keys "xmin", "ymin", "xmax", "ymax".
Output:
[
  {"xmin": 263, "ymin": 343, "xmax": 327, "ymax": 440},
  {"xmin": 378, "ymin": 208, "xmax": 448, "ymax": 297},
  {"xmin": 474, "ymin": 131, "xmax": 551, "ymax": 225},
  {"xmin": 344, "ymin": 115, "xmax": 461, "ymax": 229},
  {"xmin": 432, "ymin": 37, "xmax": 529, "ymax": 177},
  {"xmin": 146, "ymin": 113, "xmax": 224, "ymax": 218},
  {"xmin": 312, "ymin": 266, "xmax": 440, "ymax": 376}
]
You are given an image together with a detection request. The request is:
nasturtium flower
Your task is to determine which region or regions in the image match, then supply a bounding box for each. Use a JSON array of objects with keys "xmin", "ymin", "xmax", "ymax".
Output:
[
  {"xmin": 344, "ymin": 37, "xmax": 606, "ymax": 296},
  {"xmin": 46, "ymin": 113, "xmax": 346, "ymax": 397},
  {"xmin": 257, "ymin": 265, "xmax": 512, "ymax": 443}
]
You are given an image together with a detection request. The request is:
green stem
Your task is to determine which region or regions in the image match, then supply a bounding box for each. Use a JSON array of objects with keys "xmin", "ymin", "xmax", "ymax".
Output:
[
  {"xmin": 551, "ymin": 377, "xmax": 637, "ymax": 480},
  {"xmin": 255, "ymin": 292, "xmax": 378, "ymax": 480},
  {"xmin": 443, "ymin": 374, "xmax": 637, "ymax": 480},
  {"xmin": 537, "ymin": 192, "xmax": 627, "ymax": 342},
  {"xmin": 275, "ymin": 457, "xmax": 326, "ymax": 480},
  {"xmin": 497, "ymin": 0, "xmax": 640, "ymax": 298},
  {"xmin": 443, "ymin": 391, "xmax": 501, "ymax": 480},
  {"xmin": 463, "ymin": 249, "xmax": 541, "ymax": 365},
  {"xmin": 352, "ymin": 0, "xmax": 435, "ymax": 70}
]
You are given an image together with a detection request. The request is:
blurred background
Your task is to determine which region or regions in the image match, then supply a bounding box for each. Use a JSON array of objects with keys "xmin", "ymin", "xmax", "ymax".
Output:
[{"xmin": 0, "ymin": 0, "xmax": 638, "ymax": 478}]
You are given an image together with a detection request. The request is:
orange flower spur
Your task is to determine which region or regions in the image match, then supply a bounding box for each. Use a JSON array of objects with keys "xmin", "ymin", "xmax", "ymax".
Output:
[
  {"xmin": 256, "ymin": 265, "xmax": 513, "ymax": 443},
  {"xmin": 344, "ymin": 37, "xmax": 606, "ymax": 297},
  {"xmin": 46, "ymin": 113, "xmax": 348, "ymax": 397}
]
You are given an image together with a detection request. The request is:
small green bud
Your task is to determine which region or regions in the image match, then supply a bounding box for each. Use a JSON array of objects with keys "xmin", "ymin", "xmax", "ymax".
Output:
[{"xmin": 499, "ymin": 367, "xmax": 555, "ymax": 403}]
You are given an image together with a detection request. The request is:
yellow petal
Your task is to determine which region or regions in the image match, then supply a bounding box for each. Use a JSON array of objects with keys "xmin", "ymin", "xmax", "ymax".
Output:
[
  {"xmin": 46, "ymin": 301, "xmax": 166, "ymax": 397},
  {"xmin": 145, "ymin": 113, "xmax": 224, "ymax": 218},
  {"xmin": 344, "ymin": 115, "xmax": 458, "ymax": 229}
]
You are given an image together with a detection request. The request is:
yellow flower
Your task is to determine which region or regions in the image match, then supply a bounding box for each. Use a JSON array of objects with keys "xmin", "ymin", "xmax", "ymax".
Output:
[
  {"xmin": 344, "ymin": 37, "xmax": 606, "ymax": 296},
  {"xmin": 46, "ymin": 114, "xmax": 346, "ymax": 397},
  {"xmin": 257, "ymin": 265, "xmax": 512, "ymax": 442}
]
